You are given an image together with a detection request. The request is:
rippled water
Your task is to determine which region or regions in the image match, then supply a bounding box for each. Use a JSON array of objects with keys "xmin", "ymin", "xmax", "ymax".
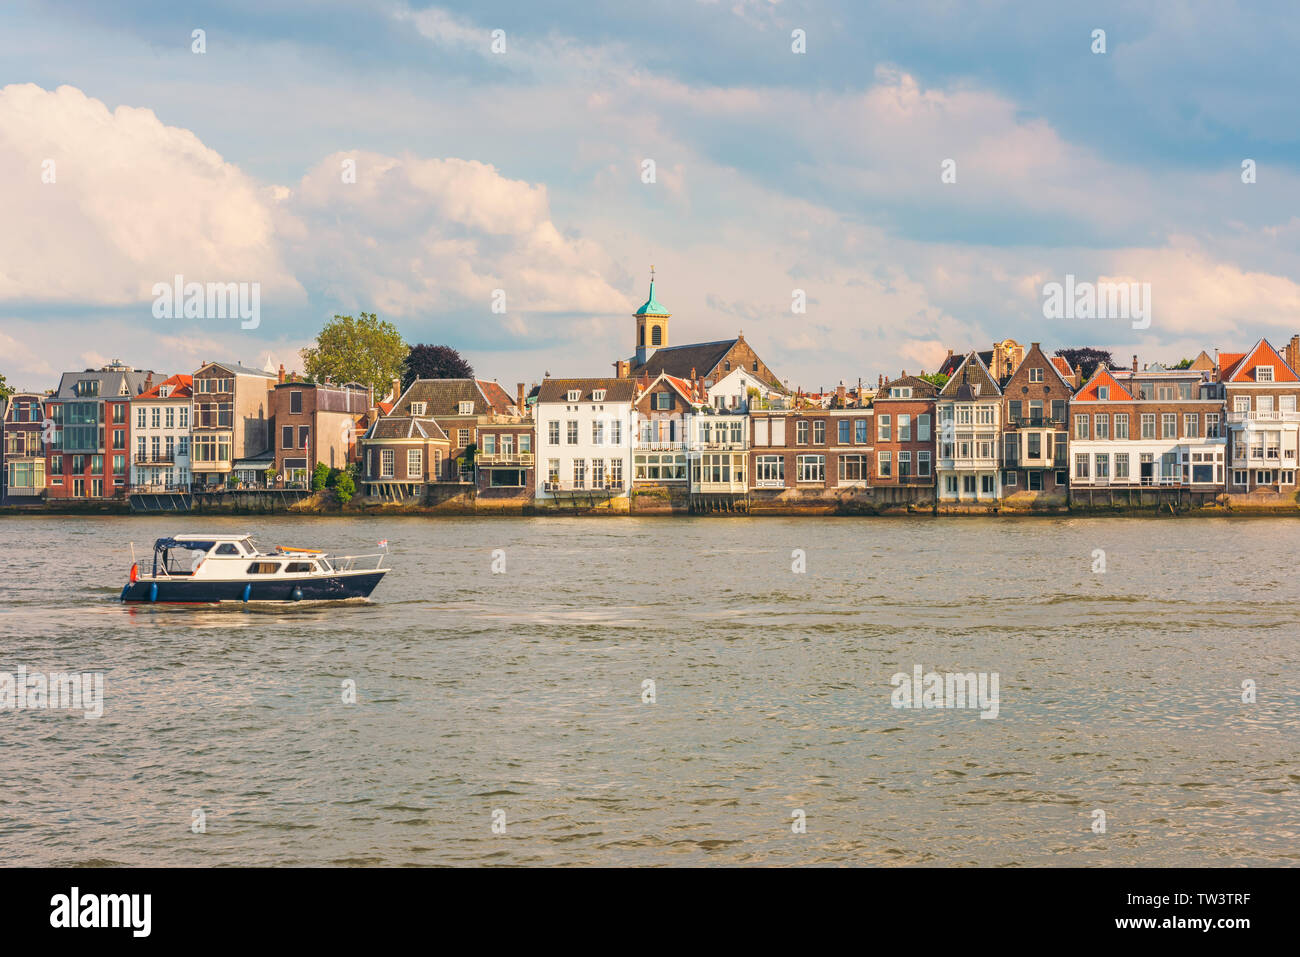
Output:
[{"xmin": 1, "ymin": 514, "xmax": 1297, "ymax": 866}]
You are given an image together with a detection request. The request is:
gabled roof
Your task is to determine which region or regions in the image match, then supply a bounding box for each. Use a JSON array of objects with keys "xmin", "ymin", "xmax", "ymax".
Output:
[
  {"xmin": 632, "ymin": 339, "xmax": 737, "ymax": 380},
  {"xmin": 366, "ymin": 417, "xmax": 450, "ymax": 441},
  {"xmin": 1050, "ymin": 355, "xmax": 1074, "ymax": 379},
  {"xmin": 197, "ymin": 361, "xmax": 277, "ymax": 378},
  {"xmin": 136, "ymin": 373, "xmax": 193, "ymax": 401},
  {"xmin": 1221, "ymin": 339, "xmax": 1300, "ymax": 383},
  {"xmin": 1073, "ymin": 367, "xmax": 1134, "ymax": 401},
  {"xmin": 637, "ymin": 371, "xmax": 704, "ymax": 406},
  {"xmin": 538, "ymin": 377, "xmax": 638, "ymax": 403},
  {"xmin": 939, "ymin": 351, "xmax": 1002, "ymax": 399},
  {"xmin": 377, "ymin": 400, "xmax": 394, "ymax": 415},
  {"xmin": 476, "ymin": 379, "xmax": 517, "ymax": 413},
  {"xmin": 1010, "ymin": 343, "xmax": 1076, "ymax": 390},
  {"xmin": 936, "ymin": 352, "xmax": 965, "ymax": 378},
  {"xmin": 392, "ymin": 378, "xmax": 513, "ymax": 417},
  {"xmin": 1217, "ymin": 353, "xmax": 1247, "ymax": 378},
  {"xmin": 1188, "ymin": 350, "xmax": 1216, "ymax": 371}
]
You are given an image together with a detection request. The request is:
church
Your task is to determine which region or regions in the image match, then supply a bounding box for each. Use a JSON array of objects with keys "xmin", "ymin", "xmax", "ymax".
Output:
[{"xmin": 613, "ymin": 271, "xmax": 785, "ymax": 400}]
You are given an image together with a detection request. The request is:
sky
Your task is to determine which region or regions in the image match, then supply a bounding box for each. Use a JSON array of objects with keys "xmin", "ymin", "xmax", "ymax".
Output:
[{"xmin": 2, "ymin": 0, "xmax": 1300, "ymax": 393}]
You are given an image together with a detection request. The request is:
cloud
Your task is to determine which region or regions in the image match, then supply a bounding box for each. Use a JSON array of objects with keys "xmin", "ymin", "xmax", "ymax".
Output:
[{"xmin": 0, "ymin": 84, "xmax": 303, "ymax": 307}]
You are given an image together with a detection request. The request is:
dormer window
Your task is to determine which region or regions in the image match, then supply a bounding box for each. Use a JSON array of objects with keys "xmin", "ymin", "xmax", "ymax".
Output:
[
  {"xmin": 410, "ymin": 401, "xmax": 427, "ymax": 416},
  {"xmin": 592, "ymin": 389, "xmax": 606, "ymax": 402},
  {"xmin": 1257, "ymin": 366, "xmax": 1274, "ymax": 382},
  {"xmin": 890, "ymin": 386, "xmax": 912, "ymax": 398},
  {"xmin": 566, "ymin": 390, "xmax": 580, "ymax": 402},
  {"xmin": 159, "ymin": 386, "xmax": 171, "ymax": 397},
  {"xmin": 458, "ymin": 400, "xmax": 474, "ymax": 414},
  {"xmin": 1097, "ymin": 386, "xmax": 1109, "ymax": 400}
]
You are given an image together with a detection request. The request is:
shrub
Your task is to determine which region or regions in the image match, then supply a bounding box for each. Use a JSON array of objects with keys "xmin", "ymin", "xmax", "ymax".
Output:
[
  {"xmin": 334, "ymin": 472, "xmax": 356, "ymax": 506},
  {"xmin": 311, "ymin": 462, "xmax": 330, "ymax": 491}
]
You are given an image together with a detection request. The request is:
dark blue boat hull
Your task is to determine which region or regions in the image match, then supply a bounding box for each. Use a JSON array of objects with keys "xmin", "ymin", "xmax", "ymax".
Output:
[{"xmin": 120, "ymin": 571, "xmax": 385, "ymax": 603}]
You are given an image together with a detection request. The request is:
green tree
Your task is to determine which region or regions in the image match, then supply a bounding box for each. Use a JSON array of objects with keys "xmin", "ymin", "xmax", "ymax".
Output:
[
  {"xmin": 0, "ymin": 371, "xmax": 13, "ymax": 401},
  {"xmin": 1173, "ymin": 358, "xmax": 1193, "ymax": 369},
  {"xmin": 334, "ymin": 472, "xmax": 356, "ymax": 506},
  {"xmin": 311, "ymin": 462, "xmax": 330, "ymax": 491},
  {"xmin": 264, "ymin": 466, "xmax": 277, "ymax": 487},
  {"xmin": 300, "ymin": 312, "xmax": 406, "ymax": 395},
  {"xmin": 918, "ymin": 372, "xmax": 949, "ymax": 388}
]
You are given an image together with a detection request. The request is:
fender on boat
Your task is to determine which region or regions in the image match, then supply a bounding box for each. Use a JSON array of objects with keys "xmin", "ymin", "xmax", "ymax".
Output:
[
  {"xmin": 149, "ymin": 582, "xmax": 158, "ymax": 603},
  {"xmin": 291, "ymin": 586, "xmax": 303, "ymax": 601},
  {"xmin": 242, "ymin": 583, "xmax": 251, "ymax": 603}
]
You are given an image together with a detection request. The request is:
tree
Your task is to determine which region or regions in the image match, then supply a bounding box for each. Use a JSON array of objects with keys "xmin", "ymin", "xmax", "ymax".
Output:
[
  {"xmin": 300, "ymin": 312, "xmax": 406, "ymax": 395},
  {"xmin": 264, "ymin": 466, "xmax": 277, "ymax": 487},
  {"xmin": 1055, "ymin": 347, "xmax": 1114, "ymax": 380},
  {"xmin": 918, "ymin": 372, "xmax": 949, "ymax": 388},
  {"xmin": 0, "ymin": 371, "xmax": 13, "ymax": 402},
  {"xmin": 311, "ymin": 462, "xmax": 330, "ymax": 491},
  {"xmin": 1172, "ymin": 358, "xmax": 1193, "ymax": 369},
  {"xmin": 403, "ymin": 344, "xmax": 473, "ymax": 389},
  {"xmin": 334, "ymin": 472, "xmax": 356, "ymax": 506}
]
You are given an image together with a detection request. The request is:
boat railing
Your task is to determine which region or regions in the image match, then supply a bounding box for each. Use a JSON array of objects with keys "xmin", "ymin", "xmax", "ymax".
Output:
[{"xmin": 329, "ymin": 552, "xmax": 387, "ymax": 572}]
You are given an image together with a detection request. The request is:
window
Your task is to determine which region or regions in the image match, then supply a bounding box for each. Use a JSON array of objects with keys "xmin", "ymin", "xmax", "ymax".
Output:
[
  {"xmin": 410, "ymin": 401, "xmax": 426, "ymax": 416},
  {"xmin": 837, "ymin": 455, "xmax": 866, "ymax": 483},
  {"xmin": 1114, "ymin": 413, "xmax": 1129, "ymax": 439},
  {"xmin": 547, "ymin": 459, "xmax": 560, "ymax": 484},
  {"xmin": 855, "ymin": 419, "xmax": 868, "ymax": 444},
  {"xmin": 137, "ymin": 407, "xmax": 146, "ymax": 428},
  {"xmin": 813, "ymin": 421, "xmax": 826, "ymax": 444},
  {"xmin": 755, "ymin": 455, "xmax": 785, "ymax": 486},
  {"xmin": 566, "ymin": 422, "xmax": 578, "ymax": 445},
  {"xmin": 1027, "ymin": 432, "xmax": 1041, "ymax": 458},
  {"xmin": 609, "ymin": 459, "xmax": 623, "ymax": 488},
  {"xmin": 180, "ymin": 405, "xmax": 188, "ymax": 428},
  {"xmin": 1028, "ymin": 470, "xmax": 1042, "ymax": 491},
  {"xmin": 572, "ymin": 459, "xmax": 586, "ymax": 489},
  {"xmin": 592, "ymin": 420, "xmax": 605, "ymax": 445},
  {"xmin": 548, "ymin": 421, "xmax": 560, "ymax": 444},
  {"xmin": 1051, "ymin": 400, "xmax": 1065, "ymax": 423},
  {"xmin": 877, "ymin": 451, "xmax": 892, "ymax": 477},
  {"xmin": 797, "ymin": 455, "xmax": 825, "ymax": 483},
  {"xmin": 918, "ymin": 414, "xmax": 931, "ymax": 441},
  {"xmin": 1184, "ymin": 414, "xmax": 1199, "ymax": 438},
  {"xmin": 838, "ymin": 420, "xmax": 851, "ymax": 444},
  {"xmin": 796, "ymin": 421, "xmax": 809, "ymax": 445},
  {"xmin": 1029, "ymin": 367, "xmax": 1043, "ymax": 382},
  {"xmin": 408, "ymin": 449, "xmax": 422, "ymax": 476},
  {"xmin": 898, "ymin": 451, "xmax": 912, "ymax": 477},
  {"xmin": 291, "ymin": 391, "xmax": 303, "ymax": 414},
  {"xmin": 566, "ymin": 390, "xmax": 580, "ymax": 402},
  {"xmin": 1074, "ymin": 414, "xmax": 1089, "ymax": 439},
  {"xmin": 1003, "ymin": 470, "xmax": 1017, "ymax": 486},
  {"xmin": 877, "ymin": 415, "xmax": 891, "ymax": 441},
  {"xmin": 1282, "ymin": 396, "xmax": 1297, "ymax": 412},
  {"xmin": 1234, "ymin": 396, "xmax": 1250, "ymax": 413},
  {"xmin": 890, "ymin": 387, "xmax": 912, "ymax": 398},
  {"xmin": 612, "ymin": 420, "xmax": 622, "ymax": 446},
  {"xmin": 380, "ymin": 449, "xmax": 395, "ymax": 477},
  {"xmin": 962, "ymin": 475, "xmax": 976, "ymax": 494},
  {"xmin": 592, "ymin": 459, "xmax": 606, "ymax": 487},
  {"xmin": 1094, "ymin": 453, "xmax": 1109, "ymax": 479},
  {"xmin": 282, "ymin": 425, "xmax": 294, "ymax": 449},
  {"xmin": 298, "ymin": 426, "xmax": 309, "ymax": 449},
  {"xmin": 1141, "ymin": 414, "xmax": 1156, "ymax": 439},
  {"xmin": 247, "ymin": 562, "xmax": 282, "ymax": 574},
  {"xmin": 1097, "ymin": 386, "xmax": 1109, "ymax": 400},
  {"xmin": 593, "ymin": 390, "xmax": 607, "ymax": 402},
  {"xmin": 1283, "ymin": 470, "xmax": 1296, "ymax": 485},
  {"xmin": 898, "ymin": 415, "xmax": 912, "ymax": 443},
  {"xmin": 1093, "ymin": 414, "xmax": 1108, "ymax": 439},
  {"xmin": 1205, "ymin": 413, "xmax": 1219, "ymax": 438},
  {"xmin": 459, "ymin": 401, "xmax": 474, "ymax": 414},
  {"xmin": 981, "ymin": 474, "xmax": 994, "ymax": 494},
  {"xmin": 1115, "ymin": 453, "xmax": 1130, "ymax": 480},
  {"xmin": 1257, "ymin": 366, "xmax": 1274, "ymax": 382},
  {"xmin": 520, "ymin": 434, "xmax": 531, "ymax": 453},
  {"xmin": 1161, "ymin": 414, "xmax": 1176, "ymax": 439},
  {"xmin": 652, "ymin": 392, "xmax": 670, "ymax": 410},
  {"xmin": 1008, "ymin": 400, "xmax": 1022, "ymax": 422},
  {"xmin": 918, "ymin": 450, "xmax": 930, "ymax": 476}
]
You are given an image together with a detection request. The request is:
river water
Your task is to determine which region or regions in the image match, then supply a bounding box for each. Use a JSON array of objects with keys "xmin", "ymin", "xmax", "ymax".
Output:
[{"xmin": 0, "ymin": 515, "xmax": 1296, "ymax": 866}]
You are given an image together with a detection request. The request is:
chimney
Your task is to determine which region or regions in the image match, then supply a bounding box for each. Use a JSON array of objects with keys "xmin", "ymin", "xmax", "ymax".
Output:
[
  {"xmin": 614, "ymin": 359, "xmax": 630, "ymax": 379},
  {"xmin": 390, "ymin": 377, "xmax": 401, "ymax": 403},
  {"xmin": 144, "ymin": 371, "xmax": 153, "ymax": 392},
  {"xmin": 516, "ymin": 382, "xmax": 526, "ymax": 415},
  {"xmin": 1132, "ymin": 354, "xmax": 1138, "ymax": 374},
  {"xmin": 278, "ymin": 363, "xmax": 286, "ymax": 384},
  {"xmin": 836, "ymin": 383, "xmax": 847, "ymax": 407},
  {"xmin": 878, "ymin": 373, "xmax": 884, "ymax": 389},
  {"xmin": 1287, "ymin": 336, "xmax": 1300, "ymax": 373}
]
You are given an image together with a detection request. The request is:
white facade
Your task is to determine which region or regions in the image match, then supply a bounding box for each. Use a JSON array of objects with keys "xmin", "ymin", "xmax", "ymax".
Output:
[
  {"xmin": 536, "ymin": 387, "xmax": 634, "ymax": 499},
  {"xmin": 131, "ymin": 387, "xmax": 192, "ymax": 490},
  {"xmin": 708, "ymin": 367, "xmax": 778, "ymax": 412},
  {"xmin": 937, "ymin": 398, "xmax": 1002, "ymax": 502},
  {"xmin": 687, "ymin": 412, "xmax": 749, "ymax": 494},
  {"xmin": 1068, "ymin": 405, "xmax": 1227, "ymax": 488}
]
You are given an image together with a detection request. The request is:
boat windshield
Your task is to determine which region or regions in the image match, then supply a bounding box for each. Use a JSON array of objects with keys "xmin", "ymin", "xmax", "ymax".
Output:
[{"xmin": 153, "ymin": 538, "xmax": 215, "ymax": 576}]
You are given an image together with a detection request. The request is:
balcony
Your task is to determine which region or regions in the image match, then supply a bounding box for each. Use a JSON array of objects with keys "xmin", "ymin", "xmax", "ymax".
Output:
[
  {"xmin": 690, "ymin": 440, "xmax": 749, "ymax": 451},
  {"xmin": 635, "ymin": 441, "xmax": 686, "ymax": 451},
  {"xmin": 476, "ymin": 451, "xmax": 534, "ymax": 466},
  {"xmin": 1072, "ymin": 476, "xmax": 1182, "ymax": 487},
  {"xmin": 939, "ymin": 457, "xmax": 998, "ymax": 470},
  {"xmin": 191, "ymin": 460, "xmax": 233, "ymax": 472},
  {"xmin": 1007, "ymin": 415, "xmax": 1065, "ymax": 429},
  {"xmin": 694, "ymin": 480, "xmax": 749, "ymax": 494},
  {"xmin": 542, "ymin": 480, "xmax": 626, "ymax": 493},
  {"xmin": 1227, "ymin": 411, "xmax": 1300, "ymax": 424},
  {"xmin": 134, "ymin": 453, "xmax": 175, "ymax": 465}
]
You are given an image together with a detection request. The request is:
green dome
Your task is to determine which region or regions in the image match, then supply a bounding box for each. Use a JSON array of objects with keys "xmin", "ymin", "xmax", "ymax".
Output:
[{"xmin": 635, "ymin": 279, "xmax": 670, "ymax": 316}]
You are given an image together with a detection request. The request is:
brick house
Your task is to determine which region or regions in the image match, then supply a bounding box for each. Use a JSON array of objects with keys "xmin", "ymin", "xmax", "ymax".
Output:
[
  {"xmin": 190, "ymin": 361, "xmax": 278, "ymax": 486},
  {"xmin": 475, "ymin": 416, "xmax": 535, "ymax": 500},
  {"xmin": 870, "ymin": 375, "xmax": 937, "ymax": 492},
  {"xmin": 632, "ymin": 372, "xmax": 702, "ymax": 487},
  {"xmin": 131, "ymin": 373, "xmax": 193, "ymax": 492},
  {"xmin": 269, "ymin": 373, "xmax": 370, "ymax": 486},
  {"xmin": 748, "ymin": 406, "xmax": 874, "ymax": 499},
  {"xmin": 3, "ymin": 392, "xmax": 48, "ymax": 504},
  {"xmin": 360, "ymin": 416, "xmax": 451, "ymax": 500},
  {"xmin": 45, "ymin": 361, "xmax": 154, "ymax": 499},
  {"xmin": 1001, "ymin": 343, "xmax": 1073, "ymax": 503}
]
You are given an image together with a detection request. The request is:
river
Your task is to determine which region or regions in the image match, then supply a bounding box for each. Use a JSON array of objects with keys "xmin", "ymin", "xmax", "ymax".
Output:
[{"xmin": 1, "ymin": 514, "xmax": 1296, "ymax": 866}]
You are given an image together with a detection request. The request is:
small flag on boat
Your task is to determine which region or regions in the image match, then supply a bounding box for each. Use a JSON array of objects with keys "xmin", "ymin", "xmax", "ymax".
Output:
[{"xmin": 378, "ymin": 539, "xmax": 388, "ymax": 548}]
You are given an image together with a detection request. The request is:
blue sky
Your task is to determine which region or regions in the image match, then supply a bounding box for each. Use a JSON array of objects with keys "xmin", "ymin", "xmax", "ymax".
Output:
[{"xmin": 2, "ymin": 1, "xmax": 1299, "ymax": 392}]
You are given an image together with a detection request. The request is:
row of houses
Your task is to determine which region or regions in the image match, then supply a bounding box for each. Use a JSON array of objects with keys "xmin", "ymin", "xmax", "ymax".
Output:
[{"xmin": 5, "ymin": 276, "xmax": 1300, "ymax": 509}]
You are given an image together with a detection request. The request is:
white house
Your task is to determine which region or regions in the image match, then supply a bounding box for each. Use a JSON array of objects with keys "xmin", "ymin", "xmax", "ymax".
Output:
[
  {"xmin": 535, "ymin": 377, "xmax": 638, "ymax": 500},
  {"xmin": 708, "ymin": 366, "xmax": 781, "ymax": 412},
  {"xmin": 130, "ymin": 373, "xmax": 193, "ymax": 491},
  {"xmin": 936, "ymin": 351, "xmax": 1003, "ymax": 502}
]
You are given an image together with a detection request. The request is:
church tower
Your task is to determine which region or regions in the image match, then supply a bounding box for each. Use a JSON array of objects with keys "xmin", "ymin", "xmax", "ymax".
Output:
[{"xmin": 634, "ymin": 267, "xmax": 670, "ymax": 367}]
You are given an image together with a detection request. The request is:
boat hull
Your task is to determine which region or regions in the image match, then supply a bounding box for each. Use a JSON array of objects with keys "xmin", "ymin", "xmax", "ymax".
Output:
[{"xmin": 120, "ymin": 570, "xmax": 386, "ymax": 604}]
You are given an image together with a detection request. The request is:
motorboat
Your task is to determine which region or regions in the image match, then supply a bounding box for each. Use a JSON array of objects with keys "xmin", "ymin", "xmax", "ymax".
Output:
[{"xmin": 119, "ymin": 534, "xmax": 388, "ymax": 604}]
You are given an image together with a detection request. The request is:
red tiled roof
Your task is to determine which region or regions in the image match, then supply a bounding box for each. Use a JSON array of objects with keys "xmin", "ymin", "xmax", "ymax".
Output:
[
  {"xmin": 377, "ymin": 400, "xmax": 394, "ymax": 415},
  {"xmin": 1218, "ymin": 353, "xmax": 1247, "ymax": 379},
  {"xmin": 1223, "ymin": 340, "xmax": 1299, "ymax": 383},
  {"xmin": 476, "ymin": 379, "xmax": 516, "ymax": 413},
  {"xmin": 1074, "ymin": 368, "xmax": 1134, "ymax": 401},
  {"xmin": 1050, "ymin": 356, "xmax": 1073, "ymax": 377},
  {"xmin": 135, "ymin": 373, "xmax": 192, "ymax": 400}
]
